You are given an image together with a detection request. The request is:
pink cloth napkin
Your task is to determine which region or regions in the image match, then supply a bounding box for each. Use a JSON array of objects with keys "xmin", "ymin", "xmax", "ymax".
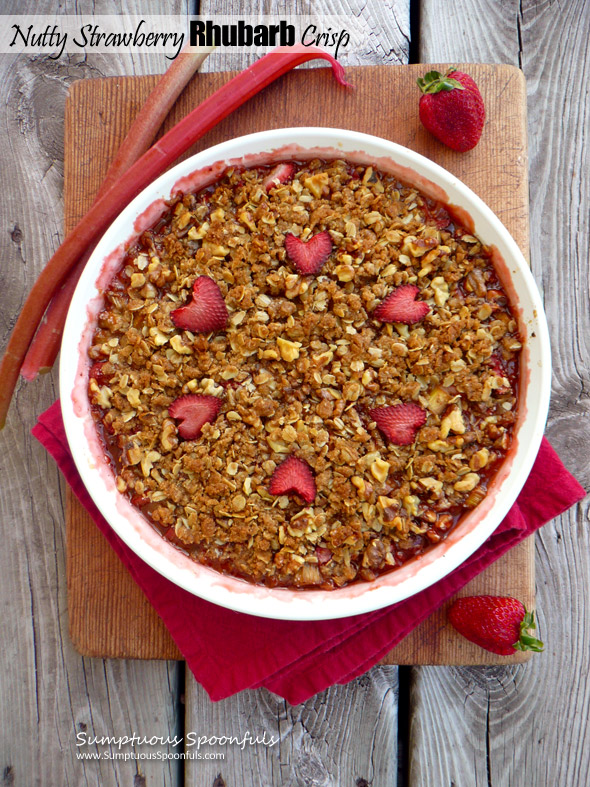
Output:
[{"xmin": 33, "ymin": 400, "xmax": 585, "ymax": 704}]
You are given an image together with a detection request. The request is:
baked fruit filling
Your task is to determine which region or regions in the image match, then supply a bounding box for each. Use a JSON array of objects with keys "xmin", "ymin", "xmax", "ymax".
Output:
[{"xmin": 88, "ymin": 159, "xmax": 521, "ymax": 589}]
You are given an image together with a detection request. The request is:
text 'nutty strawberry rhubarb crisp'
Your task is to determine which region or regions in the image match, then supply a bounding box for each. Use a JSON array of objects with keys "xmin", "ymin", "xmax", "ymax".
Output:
[{"xmin": 87, "ymin": 159, "xmax": 522, "ymax": 589}]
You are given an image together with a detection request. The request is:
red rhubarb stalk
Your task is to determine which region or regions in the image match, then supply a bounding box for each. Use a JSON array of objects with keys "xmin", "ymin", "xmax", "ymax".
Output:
[
  {"xmin": 20, "ymin": 253, "xmax": 89, "ymax": 380},
  {"xmin": 96, "ymin": 45, "xmax": 214, "ymax": 199},
  {"xmin": 0, "ymin": 45, "xmax": 351, "ymax": 427},
  {"xmin": 20, "ymin": 45, "xmax": 214, "ymax": 381}
]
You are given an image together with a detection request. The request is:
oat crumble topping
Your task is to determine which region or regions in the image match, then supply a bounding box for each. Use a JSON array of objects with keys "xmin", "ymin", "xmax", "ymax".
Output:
[{"xmin": 88, "ymin": 159, "xmax": 521, "ymax": 589}]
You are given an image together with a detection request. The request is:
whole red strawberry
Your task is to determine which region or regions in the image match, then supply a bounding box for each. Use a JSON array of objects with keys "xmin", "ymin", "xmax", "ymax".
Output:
[
  {"xmin": 417, "ymin": 68, "xmax": 485, "ymax": 152},
  {"xmin": 448, "ymin": 596, "xmax": 544, "ymax": 655}
]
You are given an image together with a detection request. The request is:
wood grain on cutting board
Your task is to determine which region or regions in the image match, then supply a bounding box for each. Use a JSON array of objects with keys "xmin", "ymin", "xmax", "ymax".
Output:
[{"xmin": 64, "ymin": 64, "xmax": 533, "ymax": 664}]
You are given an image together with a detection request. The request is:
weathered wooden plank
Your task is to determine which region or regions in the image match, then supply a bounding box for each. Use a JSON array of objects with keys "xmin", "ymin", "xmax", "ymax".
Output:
[
  {"xmin": 410, "ymin": 507, "xmax": 590, "ymax": 787},
  {"xmin": 410, "ymin": 1, "xmax": 590, "ymax": 784},
  {"xmin": 196, "ymin": 0, "xmax": 409, "ymax": 72},
  {"xmin": 186, "ymin": 668, "xmax": 399, "ymax": 785},
  {"xmin": 0, "ymin": 1, "xmax": 186, "ymax": 784}
]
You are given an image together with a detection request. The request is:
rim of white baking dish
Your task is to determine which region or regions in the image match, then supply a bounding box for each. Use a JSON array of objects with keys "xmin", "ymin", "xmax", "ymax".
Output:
[{"xmin": 60, "ymin": 128, "xmax": 551, "ymax": 620}]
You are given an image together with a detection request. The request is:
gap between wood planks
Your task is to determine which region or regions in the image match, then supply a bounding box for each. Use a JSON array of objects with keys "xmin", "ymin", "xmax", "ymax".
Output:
[
  {"xmin": 409, "ymin": 0, "xmax": 421, "ymax": 64},
  {"xmin": 397, "ymin": 666, "xmax": 412, "ymax": 786}
]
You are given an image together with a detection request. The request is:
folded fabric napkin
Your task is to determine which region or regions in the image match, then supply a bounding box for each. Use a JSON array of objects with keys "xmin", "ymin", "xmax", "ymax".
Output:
[{"xmin": 33, "ymin": 400, "xmax": 585, "ymax": 704}]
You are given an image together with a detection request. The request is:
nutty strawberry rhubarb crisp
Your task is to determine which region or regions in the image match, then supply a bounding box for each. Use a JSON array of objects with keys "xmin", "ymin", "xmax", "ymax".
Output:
[{"xmin": 88, "ymin": 159, "xmax": 521, "ymax": 589}]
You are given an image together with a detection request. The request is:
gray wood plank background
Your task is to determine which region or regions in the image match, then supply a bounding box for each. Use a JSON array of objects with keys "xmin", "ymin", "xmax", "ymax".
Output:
[
  {"xmin": 411, "ymin": 1, "xmax": 590, "ymax": 786},
  {"xmin": 0, "ymin": 0, "xmax": 588, "ymax": 785}
]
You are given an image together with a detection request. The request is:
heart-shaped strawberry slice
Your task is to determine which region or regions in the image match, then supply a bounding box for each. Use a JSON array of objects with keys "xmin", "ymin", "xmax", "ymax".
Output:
[
  {"xmin": 284, "ymin": 230, "xmax": 332, "ymax": 275},
  {"xmin": 268, "ymin": 455, "xmax": 317, "ymax": 504},
  {"xmin": 373, "ymin": 284, "xmax": 430, "ymax": 324},
  {"xmin": 171, "ymin": 275, "xmax": 228, "ymax": 333},
  {"xmin": 168, "ymin": 394, "xmax": 222, "ymax": 440},
  {"xmin": 369, "ymin": 402, "xmax": 427, "ymax": 446}
]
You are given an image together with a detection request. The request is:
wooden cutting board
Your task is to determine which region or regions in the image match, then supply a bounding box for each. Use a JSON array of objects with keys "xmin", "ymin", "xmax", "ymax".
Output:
[{"xmin": 64, "ymin": 64, "xmax": 534, "ymax": 665}]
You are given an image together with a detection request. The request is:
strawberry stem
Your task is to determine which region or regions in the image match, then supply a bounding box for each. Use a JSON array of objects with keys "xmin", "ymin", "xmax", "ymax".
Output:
[
  {"xmin": 417, "ymin": 68, "xmax": 465, "ymax": 95},
  {"xmin": 513, "ymin": 609, "xmax": 544, "ymax": 652}
]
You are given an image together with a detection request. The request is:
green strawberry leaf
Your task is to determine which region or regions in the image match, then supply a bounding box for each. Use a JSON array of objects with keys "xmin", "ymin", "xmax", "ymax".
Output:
[
  {"xmin": 417, "ymin": 70, "xmax": 441, "ymax": 91},
  {"xmin": 417, "ymin": 68, "xmax": 466, "ymax": 94},
  {"xmin": 513, "ymin": 609, "xmax": 544, "ymax": 652}
]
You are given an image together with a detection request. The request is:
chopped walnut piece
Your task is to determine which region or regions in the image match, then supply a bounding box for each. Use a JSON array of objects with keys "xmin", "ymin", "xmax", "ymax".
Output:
[
  {"xmin": 403, "ymin": 495, "xmax": 420, "ymax": 517},
  {"xmin": 141, "ymin": 451, "xmax": 161, "ymax": 478},
  {"xmin": 304, "ymin": 172, "xmax": 329, "ymax": 198},
  {"xmin": 89, "ymin": 379, "xmax": 113, "ymax": 409},
  {"xmin": 277, "ymin": 337, "xmax": 302, "ymax": 362},
  {"xmin": 431, "ymin": 276, "xmax": 450, "ymax": 306},
  {"xmin": 170, "ymin": 335, "xmax": 192, "ymax": 355},
  {"xmin": 371, "ymin": 458, "xmax": 390, "ymax": 484},
  {"xmin": 470, "ymin": 448, "xmax": 490, "ymax": 470},
  {"xmin": 454, "ymin": 473, "xmax": 480, "ymax": 492},
  {"xmin": 419, "ymin": 477, "xmax": 443, "ymax": 495},
  {"xmin": 160, "ymin": 419, "xmax": 178, "ymax": 452},
  {"xmin": 440, "ymin": 408, "xmax": 466, "ymax": 437},
  {"xmin": 427, "ymin": 386, "xmax": 451, "ymax": 415},
  {"xmin": 352, "ymin": 476, "xmax": 371, "ymax": 498},
  {"xmin": 334, "ymin": 264, "xmax": 355, "ymax": 282}
]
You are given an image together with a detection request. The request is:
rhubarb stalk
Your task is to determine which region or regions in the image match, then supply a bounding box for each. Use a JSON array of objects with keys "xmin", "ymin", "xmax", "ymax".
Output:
[
  {"xmin": 96, "ymin": 45, "xmax": 214, "ymax": 199},
  {"xmin": 0, "ymin": 44, "xmax": 351, "ymax": 428},
  {"xmin": 20, "ymin": 45, "xmax": 214, "ymax": 381},
  {"xmin": 19, "ymin": 253, "xmax": 90, "ymax": 380}
]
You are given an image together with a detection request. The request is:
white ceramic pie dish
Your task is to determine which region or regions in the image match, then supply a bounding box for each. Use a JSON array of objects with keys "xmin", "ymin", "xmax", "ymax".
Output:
[{"xmin": 60, "ymin": 127, "xmax": 551, "ymax": 620}]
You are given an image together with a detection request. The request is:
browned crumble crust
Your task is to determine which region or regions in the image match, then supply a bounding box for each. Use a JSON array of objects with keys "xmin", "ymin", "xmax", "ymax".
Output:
[{"xmin": 88, "ymin": 159, "xmax": 521, "ymax": 589}]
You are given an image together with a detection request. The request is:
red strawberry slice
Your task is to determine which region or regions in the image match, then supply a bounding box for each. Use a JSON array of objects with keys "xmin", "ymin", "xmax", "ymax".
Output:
[
  {"xmin": 89, "ymin": 361, "xmax": 112, "ymax": 385},
  {"xmin": 168, "ymin": 394, "xmax": 222, "ymax": 440},
  {"xmin": 448, "ymin": 596, "xmax": 544, "ymax": 655},
  {"xmin": 262, "ymin": 162, "xmax": 295, "ymax": 191},
  {"xmin": 284, "ymin": 231, "xmax": 332, "ymax": 275},
  {"xmin": 373, "ymin": 284, "xmax": 431, "ymax": 325},
  {"xmin": 268, "ymin": 455, "xmax": 317, "ymax": 504},
  {"xmin": 162, "ymin": 525, "xmax": 185, "ymax": 548},
  {"xmin": 369, "ymin": 402, "xmax": 427, "ymax": 446},
  {"xmin": 171, "ymin": 275, "xmax": 228, "ymax": 333},
  {"xmin": 316, "ymin": 546, "xmax": 333, "ymax": 565},
  {"xmin": 488, "ymin": 353, "xmax": 511, "ymax": 394}
]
